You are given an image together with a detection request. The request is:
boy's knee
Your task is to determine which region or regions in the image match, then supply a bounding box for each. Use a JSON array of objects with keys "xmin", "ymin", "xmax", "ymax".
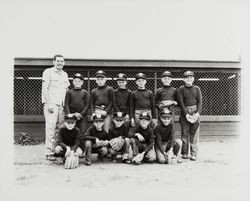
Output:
[
  {"xmin": 130, "ymin": 138, "xmax": 136, "ymax": 145},
  {"xmin": 124, "ymin": 137, "xmax": 130, "ymax": 144},
  {"xmin": 175, "ymin": 139, "xmax": 182, "ymax": 147},
  {"xmin": 85, "ymin": 140, "xmax": 92, "ymax": 148},
  {"xmin": 54, "ymin": 145, "xmax": 63, "ymax": 154}
]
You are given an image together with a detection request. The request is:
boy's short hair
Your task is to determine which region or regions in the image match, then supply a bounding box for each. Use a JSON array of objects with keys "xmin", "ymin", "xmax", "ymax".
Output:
[
  {"xmin": 113, "ymin": 112, "xmax": 125, "ymax": 120},
  {"xmin": 139, "ymin": 111, "xmax": 150, "ymax": 121},
  {"xmin": 65, "ymin": 114, "xmax": 77, "ymax": 123},
  {"xmin": 116, "ymin": 73, "xmax": 127, "ymax": 81},
  {"xmin": 135, "ymin": 73, "xmax": 146, "ymax": 80},
  {"xmin": 93, "ymin": 113, "xmax": 105, "ymax": 122},
  {"xmin": 183, "ymin": 71, "xmax": 194, "ymax": 77},
  {"xmin": 73, "ymin": 73, "xmax": 84, "ymax": 80},
  {"xmin": 96, "ymin": 70, "xmax": 107, "ymax": 78},
  {"xmin": 161, "ymin": 71, "xmax": 172, "ymax": 78}
]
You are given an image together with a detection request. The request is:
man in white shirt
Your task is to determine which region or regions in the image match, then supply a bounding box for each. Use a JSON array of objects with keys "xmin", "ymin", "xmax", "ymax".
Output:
[{"xmin": 42, "ymin": 55, "xmax": 70, "ymax": 160}]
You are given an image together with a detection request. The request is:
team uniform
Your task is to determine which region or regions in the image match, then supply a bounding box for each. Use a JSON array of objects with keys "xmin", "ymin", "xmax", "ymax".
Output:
[
  {"xmin": 154, "ymin": 110, "xmax": 182, "ymax": 164},
  {"xmin": 130, "ymin": 73, "xmax": 156, "ymax": 125},
  {"xmin": 178, "ymin": 71, "xmax": 202, "ymax": 159},
  {"xmin": 113, "ymin": 88, "xmax": 132, "ymax": 116},
  {"xmin": 65, "ymin": 81, "xmax": 90, "ymax": 135}
]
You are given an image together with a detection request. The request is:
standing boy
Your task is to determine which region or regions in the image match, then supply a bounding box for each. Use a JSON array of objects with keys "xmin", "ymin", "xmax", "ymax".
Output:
[
  {"xmin": 113, "ymin": 73, "xmax": 132, "ymax": 121},
  {"xmin": 65, "ymin": 73, "xmax": 90, "ymax": 135},
  {"xmin": 178, "ymin": 71, "xmax": 202, "ymax": 161},
  {"xmin": 155, "ymin": 71, "xmax": 178, "ymax": 120},
  {"xmin": 54, "ymin": 114, "xmax": 83, "ymax": 165},
  {"xmin": 42, "ymin": 55, "xmax": 70, "ymax": 160},
  {"xmin": 130, "ymin": 73, "xmax": 157, "ymax": 127},
  {"xmin": 90, "ymin": 70, "xmax": 114, "ymax": 132},
  {"xmin": 154, "ymin": 109, "xmax": 182, "ymax": 164},
  {"xmin": 130, "ymin": 111, "xmax": 156, "ymax": 165},
  {"xmin": 82, "ymin": 113, "xmax": 110, "ymax": 166},
  {"xmin": 108, "ymin": 112, "xmax": 131, "ymax": 163}
]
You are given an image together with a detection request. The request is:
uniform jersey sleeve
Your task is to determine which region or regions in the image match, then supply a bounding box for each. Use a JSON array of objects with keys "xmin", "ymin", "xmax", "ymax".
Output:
[
  {"xmin": 72, "ymin": 128, "xmax": 81, "ymax": 151},
  {"xmin": 80, "ymin": 90, "xmax": 90, "ymax": 116}
]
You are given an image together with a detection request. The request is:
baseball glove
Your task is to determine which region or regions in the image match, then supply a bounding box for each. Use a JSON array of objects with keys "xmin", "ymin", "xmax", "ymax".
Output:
[
  {"xmin": 94, "ymin": 139, "xmax": 109, "ymax": 148},
  {"xmin": 109, "ymin": 137, "xmax": 125, "ymax": 151},
  {"xmin": 64, "ymin": 152, "xmax": 79, "ymax": 169},
  {"xmin": 132, "ymin": 153, "xmax": 144, "ymax": 165}
]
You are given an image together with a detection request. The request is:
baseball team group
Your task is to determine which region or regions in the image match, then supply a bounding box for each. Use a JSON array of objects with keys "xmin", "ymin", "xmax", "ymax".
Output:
[{"xmin": 42, "ymin": 54, "xmax": 202, "ymax": 168}]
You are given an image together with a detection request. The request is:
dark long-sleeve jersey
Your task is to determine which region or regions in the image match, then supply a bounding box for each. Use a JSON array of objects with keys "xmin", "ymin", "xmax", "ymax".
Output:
[
  {"xmin": 177, "ymin": 85, "xmax": 202, "ymax": 116},
  {"xmin": 82, "ymin": 126, "xmax": 109, "ymax": 142},
  {"xmin": 108, "ymin": 122, "xmax": 130, "ymax": 139},
  {"xmin": 155, "ymin": 85, "xmax": 178, "ymax": 109},
  {"xmin": 56, "ymin": 127, "xmax": 81, "ymax": 151},
  {"xmin": 130, "ymin": 125, "xmax": 154, "ymax": 153},
  {"xmin": 113, "ymin": 88, "xmax": 132, "ymax": 116},
  {"xmin": 90, "ymin": 85, "xmax": 114, "ymax": 114},
  {"xmin": 65, "ymin": 88, "xmax": 90, "ymax": 116},
  {"xmin": 154, "ymin": 122, "xmax": 175, "ymax": 154},
  {"xmin": 130, "ymin": 89, "xmax": 156, "ymax": 119}
]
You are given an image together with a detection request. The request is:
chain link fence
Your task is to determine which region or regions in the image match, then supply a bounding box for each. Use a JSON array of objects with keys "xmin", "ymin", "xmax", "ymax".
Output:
[{"xmin": 14, "ymin": 68, "xmax": 240, "ymax": 116}]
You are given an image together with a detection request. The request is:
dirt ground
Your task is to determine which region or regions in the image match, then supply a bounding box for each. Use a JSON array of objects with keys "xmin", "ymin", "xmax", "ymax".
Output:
[{"xmin": 11, "ymin": 137, "xmax": 250, "ymax": 201}]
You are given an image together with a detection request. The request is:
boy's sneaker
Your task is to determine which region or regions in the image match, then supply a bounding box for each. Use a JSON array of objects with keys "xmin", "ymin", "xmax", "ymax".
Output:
[
  {"xmin": 177, "ymin": 157, "xmax": 183, "ymax": 163},
  {"xmin": 56, "ymin": 157, "xmax": 64, "ymax": 165},
  {"xmin": 182, "ymin": 154, "xmax": 189, "ymax": 159},
  {"xmin": 46, "ymin": 155, "xmax": 57, "ymax": 161},
  {"xmin": 85, "ymin": 160, "xmax": 91, "ymax": 166},
  {"xmin": 190, "ymin": 155, "xmax": 197, "ymax": 161}
]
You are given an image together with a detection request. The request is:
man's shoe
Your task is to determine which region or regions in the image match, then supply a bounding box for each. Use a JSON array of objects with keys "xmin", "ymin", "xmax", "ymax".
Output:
[
  {"xmin": 56, "ymin": 157, "xmax": 64, "ymax": 165},
  {"xmin": 190, "ymin": 155, "xmax": 197, "ymax": 161},
  {"xmin": 182, "ymin": 154, "xmax": 189, "ymax": 159}
]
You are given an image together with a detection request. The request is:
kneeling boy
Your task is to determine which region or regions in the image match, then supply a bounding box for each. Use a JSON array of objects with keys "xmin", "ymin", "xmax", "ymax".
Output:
[
  {"xmin": 108, "ymin": 112, "xmax": 131, "ymax": 162},
  {"xmin": 54, "ymin": 114, "xmax": 83, "ymax": 163},
  {"xmin": 154, "ymin": 109, "xmax": 182, "ymax": 164},
  {"xmin": 130, "ymin": 111, "xmax": 156, "ymax": 165},
  {"xmin": 82, "ymin": 113, "xmax": 109, "ymax": 166}
]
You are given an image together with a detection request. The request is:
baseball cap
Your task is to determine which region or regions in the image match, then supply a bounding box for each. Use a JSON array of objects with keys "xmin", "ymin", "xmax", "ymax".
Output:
[
  {"xmin": 161, "ymin": 71, "xmax": 172, "ymax": 78},
  {"xmin": 160, "ymin": 109, "xmax": 172, "ymax": 118},
  {"xmin": 113, "ymin": 112, "xmax": 125, "ymax": 120},
  {"xmin": 73, "ymin": 73, "xmax": 84, "ymax": 80},
  {"xmin": 183, "ymin": 71, "xmax": 194, "ymax": 77},
  {"xmin": 95, "ymin": 70, "xmax": 107, "ymax": 78},
  {"xmin": 135, "ymin": 73, "xmax": 146, "ymax": 80},
  {"xmin": 139, "ymin": 111, "xmax": 150, "ymax": 121},
  {"xmin": 116, "ymin": 73, "xmax": 127, "ymax": 81},
  {"xmin": 92, "ymin": 113, "xmax": 105, "ymax": 122},
  {"xmin": 64, "ymin": 114, "xmax": 77, "ymax": 123}
]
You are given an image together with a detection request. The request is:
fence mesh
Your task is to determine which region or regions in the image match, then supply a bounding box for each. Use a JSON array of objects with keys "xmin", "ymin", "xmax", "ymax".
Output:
[{"xmin": 14, "ymin": 68, "xmax": 241, "ymax": 116}]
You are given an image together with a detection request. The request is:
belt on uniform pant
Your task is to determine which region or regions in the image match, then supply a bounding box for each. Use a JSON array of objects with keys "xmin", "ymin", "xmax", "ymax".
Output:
[{"xmin": 185, "ymin": 105, "xmax": 197, "ymax": 115}]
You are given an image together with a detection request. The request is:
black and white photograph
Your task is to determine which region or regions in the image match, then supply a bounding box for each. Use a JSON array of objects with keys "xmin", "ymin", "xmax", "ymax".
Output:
[{"xmin": 1, "ymin": 0, "xmax": 250, "ymax": 200}]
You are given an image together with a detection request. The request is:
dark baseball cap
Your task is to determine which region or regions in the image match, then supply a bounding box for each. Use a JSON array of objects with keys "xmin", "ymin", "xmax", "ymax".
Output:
[
  {"xmin": 139, "ymin": 111, "xmax": 150, "ymax": 120},
  {"xmin": 95, "ymin": 70, "xmax": 107, "ymax": 78},
  {"xmin": 65, "ymin": 114, "xmax": 77, "ymax": 123},
  {"xmin": 92, "ymin": 113, "xmax": 105, "ymax": 122},
  {"xmin": 116, "ymin": 73, "xmax": 127, "ymax": 81},
  {"xmin": 160, "ymin": 109, "xmax": 172, "ymax": 118},
  {"xmin": 183, "ymin": 71, "xmax": 194, "ymax": 77},
  {"xmin": 113, "ymin": 112, "xmax": 125, "ymax": 120},
  {"xmin": 135, "ymin": 73, "xmax": 146, "ymax": 80},
  {"xmin": 73, "ymin": 73, "xmax": 84, "ymax": 80},
  {"xmin": 161, "ymin": 71, "xmax": 172, "ymax": 78}
]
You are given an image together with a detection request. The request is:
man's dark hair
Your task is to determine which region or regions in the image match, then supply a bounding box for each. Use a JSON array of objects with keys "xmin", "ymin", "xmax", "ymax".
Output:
[{"xmin": 53, "ymin": 54, "xmax": 64, "ymax": 61}]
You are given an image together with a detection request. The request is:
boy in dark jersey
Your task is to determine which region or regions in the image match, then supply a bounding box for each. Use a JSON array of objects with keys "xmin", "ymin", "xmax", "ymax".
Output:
[
  {"xmin": 113, "ymin": 73, "xmax": 132, "ymax": 121},
  {"xmin": 129, "ymin": 111, "xmax": 156, "ymax": 165},
  {"xmin": 90, "ymin": 70, "xmax": 114, "ymax": 132},
  {"xmin": 155, "ymin": 71, "xmax": 178, "ymax": 121},
  {"xmin": 178, "ymin": 71, "xmax": 202, "ymax": 161},
  {"xmin": 130, "ymin": 73, "xmax": 157, "ymax": 127},
  {"xmin": 82, "ymin": 113, "xmax": 110, "ymax": 166},
  {"xmin": 154, "ymin": 109, "xmax": 182, "ymax": 164},
  {"xmin": 54, "ymin": 114, "xmax": 83, "ymax": 164},
  {"xmin": 108, "ymin": 112, "xmax": 131, "ymax": 163},
  {"xmin": 65, "ymin": 73, "xmax": 90, "ymax": 135}
]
